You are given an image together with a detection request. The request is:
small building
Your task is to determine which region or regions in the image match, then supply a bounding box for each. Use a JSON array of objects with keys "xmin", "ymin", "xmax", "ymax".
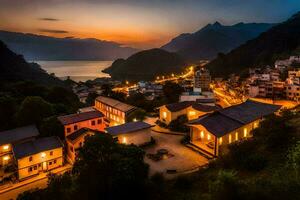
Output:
[
  {"xmin": 0, "ymin": 125, "xmax": 39, "ymax": 168},
  {"xmin": 95, "ymin": 96, "xmax": 137, "ymax": 126},
  {"xmin": 13, "ymin": 136, "xmax": 63, "ymax": 180},
  {"xmin": 105, "ymin": 121, "xmax": 153, "ymax": 146},
  {"xmin": 159, "ymin": 101, "xmax": 220, "ymax": 125},
  {"xmin": 194, "ymin": 68, "xmax": 211, "ymax": 92},
  {"xmin": 65, "ymin": 128, "xmax": 103, "ymax": 163},
  {"xmin": 187, "ymin": 100, "xmax": 281, "ymax": 157},
  {"xmin": 58, "ymin": 110, "xmax": 108, "ymax": 137}
]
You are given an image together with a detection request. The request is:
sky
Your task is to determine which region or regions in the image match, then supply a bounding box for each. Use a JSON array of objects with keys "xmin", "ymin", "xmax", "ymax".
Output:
[{"xmin": 1, "ymin": 0, "xmax": 300, "ymax": 49}]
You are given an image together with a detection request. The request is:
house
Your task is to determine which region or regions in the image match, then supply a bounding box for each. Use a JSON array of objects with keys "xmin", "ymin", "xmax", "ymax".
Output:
[
  {"xmin": 95, "ymin": 96, "xmax": 137, "ymax": 126},
  {"xmin": 58, "ymin": 110, "xmax": 108, "ymax": 137},
  {"xmin": 105, "ymin": 121, "xmax": 153, "ymax": 146},
  {"xmin": 159, "ymin": 101, "xmax": 220, "ymax": 125},
  {"xmin": 187, "ymin": 100, "xmax": 281, "ymax": 157},
  {"xmin": 0, "ymin": 125, "xmax": 39, "ymax": 168},
  {"xmin": 65, "ymin": 128, "xmax": 104, "ymax": 163},
  {"xmin": 13, "ymin": 136, "xmax": 63, "ymax": 180}
]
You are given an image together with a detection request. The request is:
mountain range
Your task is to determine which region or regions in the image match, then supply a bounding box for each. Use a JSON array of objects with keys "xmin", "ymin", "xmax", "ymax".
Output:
[
  {"xmin": 206, "ymin": 11, "xmax": 300, "ymax": 77},
  {"xmin": 161, "ymin": 22, "xmax": 274, "ymax": 61},
  {"xmin": 0, "ymin": 40, "xmax": 64, "ymax": 86},
  {"xmin": 0, "ymin": 30, "xmax": 138, "ymax": 61}
]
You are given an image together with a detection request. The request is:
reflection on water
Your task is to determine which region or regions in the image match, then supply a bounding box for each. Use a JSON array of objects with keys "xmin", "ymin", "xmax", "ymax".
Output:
[{"xmin": 35, "ymin": 60, "xmax": 113, "ymax": 82}]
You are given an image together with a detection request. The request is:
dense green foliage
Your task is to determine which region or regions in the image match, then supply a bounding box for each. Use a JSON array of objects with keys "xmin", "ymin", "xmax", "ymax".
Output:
[
  {"xmin": 103, "ymin": 48, "xmax": 187, "ymax": 81},
  {"xmin": 162, "ymin": 81, "xmax": 184, "ymax": 104},
  {"xmin": 168, "ymin": 115, "xmax": 189, "ymax": 133},
  {"xmin": 206, "ymin": 12, "xmax": 300, "ymax": 77},
  {"xmin": 0, "ymin": 81, "xmax": 81, "ymax": 138}
]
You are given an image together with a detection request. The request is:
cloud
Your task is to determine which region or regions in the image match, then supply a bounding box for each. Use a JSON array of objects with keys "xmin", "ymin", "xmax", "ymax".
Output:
[
  {"xmin": 38, "ymin": 29, "xmax": 69, "ymax": 34},
  {"xmin": 38, "ymin": 17, "xmax": 60, "ymax": 21}
]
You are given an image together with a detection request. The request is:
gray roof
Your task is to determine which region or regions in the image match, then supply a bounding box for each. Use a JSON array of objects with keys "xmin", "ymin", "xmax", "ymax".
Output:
[
  {"xmin": 13, "ymin": 136, "xmax": 63, "ymax": 159},
  {"xmin": 0, "ymin": 125, "xmax": 39, "ymax": 145},
  {"xmin": 105, "ymin": 121, "xmax": 153, "ymax": 136},
  {"xmin": 189, "ymin": 100, "xmax": 281, "ymax": 137},
  {"xmin": 219, "ymin": 100, "xmax": 281, "ymax": 124},
  {"xmin": 58, "ymin": 110, "xmax": 104, "ymax": 125},
  {"xmin": 66, "ymin": 128, "xmax": 104, "ymax": 143},
  {"xmin": 96, "ymin": 96, "xmax": 136, "ymax": 113}
]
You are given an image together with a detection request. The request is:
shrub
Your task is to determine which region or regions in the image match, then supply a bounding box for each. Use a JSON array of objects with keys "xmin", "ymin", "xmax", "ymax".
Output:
[{"xmin": 168, "ymin": 115, "xmax": 189, "ymax": 132}]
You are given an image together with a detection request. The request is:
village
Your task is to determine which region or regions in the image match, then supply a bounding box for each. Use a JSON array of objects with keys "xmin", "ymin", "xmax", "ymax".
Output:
[{"xmin": 1, "ymin": 55, "xmax": 299, "ymax": 199}]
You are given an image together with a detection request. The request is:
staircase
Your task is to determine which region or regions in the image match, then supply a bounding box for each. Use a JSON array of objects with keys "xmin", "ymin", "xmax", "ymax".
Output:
[{"xmin": 186, "ymin": 143, "xmax": 215, "ymax": 159}]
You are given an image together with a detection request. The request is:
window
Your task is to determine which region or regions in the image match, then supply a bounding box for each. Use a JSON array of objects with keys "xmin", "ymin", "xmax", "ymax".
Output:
[
  {"xmin": 74, "ymin": 125, "xmax": 78, "ymax": 131},
  {"xmin": 91, "ymin": 120, "xmax": 96, "ymax": 126},
  {"xmin": 67, "ymin": 128, "xmax": 71, "ymax": 133},
  {"xmin": 29, "ymin": 156, "xmax": 33, "ymax": 162},
  {"xmin": 219, "ymin": 137, "xmax": 222, "ymax": 145},
  {"xmin": 229, "ymin": 134, "xmax": 232, "ymax": 143},
  {"xmin": 49, "ymin": 161, "xmax": 52, "ymax": 166},
  {"xmin": 70, "ymin": 147, "xmax": 74, "ymax": 152},
  {"xmin": 28, "ymin": 167, "xmax": 32, "ymax": 172},
  {"xmin": 162, "ymin": 112, "xmax": 167, "ymax": 119},
  {"xmin": 38, "ymin": 163, "xmax": 41, "ymax": 167},
  {"xmin": 189, "ymin": 111, "xmax": 196, "ymax": 116},
  {"xmin": 54, "ymin": 160, "xmax": 57, "ymax": 164},
  {"xmin": 207, "ymin": 134, "xmax": 211, "ymax": 140},
  {"xmin": 97, "ymin": 119, "xmax": 102, "ymax": 124},
  {"xmin": 34, "ymin": 165, "xmax": 37, "ymax": 170},
  {"xmin": 235, "ymin": 132, "xmax": 238, "ymax": 141},
  {"xmin": 244, "ymin": 128, "xmax": 248, "ymax": 137},
  {"xmin": 50, "ymin": 151, "xmax": 53, "ymax": 156},
  {"xmin": 200, "ymin": 131, "xmax": 204, "ymax": 139}
]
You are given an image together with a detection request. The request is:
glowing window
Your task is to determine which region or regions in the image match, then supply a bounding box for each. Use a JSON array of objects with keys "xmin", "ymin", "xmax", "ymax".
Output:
[
  {"xmin": 219, "ymin": 137, "xmax": 223, "ymax": 145},
  {"xmin": 162, "ymin": 112, "xmax": 167, "ymax": 119},
  {"xmin": 235, "ymin": 132, "xmax": 238, "ymax": 141},
  {"xmin": 229, "ymin": 134, "xmax": 232, "ymax": 143},
  {"xmin": 122, "ymin": 137, "xmax": 127, "ymax": 144},
  {"xmin": 189, "ymin": 111, "xmax": 196, "ymax": 116},
  {"xmin": 207, "ymin": 134, "xmax": 211, "ymax": 140},
  {"xmin": 41, "ymin": 152, "xmax": 46, "ymax": 158},
  {"xmin": 3, "ymin": 145, "xmax": 9, "ymax": 150},
  {"xmin": 3, "ymin": 156, "xmax": 10, "ymax": 161},
  {"xmin": 244, "ymin": 128, "xmax": 248, "ymax": 137},
  {"xmin": 200, "ymin": 131, "xmax": 204, "ymax": 138},
  {"xmin": 254, "ymin": 122, "xmax": 258, "ymax": 128}
]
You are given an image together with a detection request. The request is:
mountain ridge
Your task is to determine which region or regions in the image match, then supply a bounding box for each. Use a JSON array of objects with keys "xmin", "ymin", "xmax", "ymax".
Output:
[
  {"xmin": 0, "ymin": 30, "xmax": 138, "ymax": 61},
  {"xmin": 161, "ymin": 22, "xmax": 274, "ymax": 60}
]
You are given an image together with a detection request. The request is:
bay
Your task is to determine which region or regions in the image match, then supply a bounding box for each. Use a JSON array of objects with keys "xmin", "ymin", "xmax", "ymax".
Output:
[{"xmin": 35, "ymin": 60, "xmax": 113, "ymax": 82}]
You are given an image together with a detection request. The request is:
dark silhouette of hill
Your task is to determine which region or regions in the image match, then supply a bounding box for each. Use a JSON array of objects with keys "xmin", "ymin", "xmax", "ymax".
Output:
[
  {"xmin": 206, "ymin": 12, "xmax": 300, "ymax": 77},
  {"xmin": 161, "ymin": 22, "xmax": 274, "ymax": 60},
  {"xmin": 0, "ymin": 30, "xmax": 138, "ymax": 61},
  {"xmin": 103, "ymin": 48, "xmax": 186, "ymax": 81},
  {"xmin": 0, "ymin": 40, "xmax": 65, "ymax": 86}
]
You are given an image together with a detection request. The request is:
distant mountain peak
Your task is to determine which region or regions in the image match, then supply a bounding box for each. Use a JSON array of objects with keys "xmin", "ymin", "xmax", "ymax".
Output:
[{"xmin": 213, "ymin": 21, "xmax": 222, "ymax": 27}]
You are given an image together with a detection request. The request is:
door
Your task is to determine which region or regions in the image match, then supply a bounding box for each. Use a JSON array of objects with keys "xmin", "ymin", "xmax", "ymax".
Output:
[{"xmin": 42, "ymin": 161, "xmax": 48, "ymax": 171}]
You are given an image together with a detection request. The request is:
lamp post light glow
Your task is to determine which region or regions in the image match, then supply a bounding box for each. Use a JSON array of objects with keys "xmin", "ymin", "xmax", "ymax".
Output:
[{"xmin": 3, "ymin": 156, "xmax": 10, "ymax": 161}]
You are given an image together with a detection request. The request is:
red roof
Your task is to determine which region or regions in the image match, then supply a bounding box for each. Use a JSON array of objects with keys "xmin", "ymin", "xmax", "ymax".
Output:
[{"xmin": 58, "ymin": 111, "xmax": 104, "ymax": 125}]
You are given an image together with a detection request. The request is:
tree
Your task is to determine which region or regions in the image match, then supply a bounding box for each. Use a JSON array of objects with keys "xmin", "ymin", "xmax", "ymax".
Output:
[
  {"xmin": 162, "ymin": 81, "xmax": 183, "ymax": 103},
  {"xmin": 85, "ymin": 92, "xmax": 98, "ymax": 106},
  {"xmin": 39, "ymin": 116, "xmax": 64, "ymax": 139},
  {"xmin": 16, "ymin": 96, "xmax": 54, "ymax": 126},
  {"xmin": 0, "ymin": 96, "xmax": 17, "ymax": 130},
  {"xmin": 168, "ymin": 114, "xmax": 189, "ymax": 132},
  {"xmin": 73, "ymin": 133, "xmax": 149, "ymax": 200},
  {"xmin": 126, "ymin": 109, "xmax": 147, "ymax": 122}
]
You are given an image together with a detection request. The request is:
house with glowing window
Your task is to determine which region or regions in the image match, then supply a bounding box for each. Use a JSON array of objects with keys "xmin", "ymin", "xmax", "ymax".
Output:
[
  {"xmin": 65, "ymin": 128, "xmax": 104, "ymax": 163},
  {"xmin": 58, "ymin": 110, "xmax": 108, "ymax": 137},
  {"xmin": 0, "ymin": 125, "xmax": 39, "ymax": 169},
  {"xmin": 95, "ymin": 96, "xmax": 137, "ymax": 126},
  {"xmin": 159, "ymin": 101, "xmax": 220, "ymax": 125},
  {"xmin": 13, "ymin": 136, "xmax": 63, "ymax": 180},
  {"xmin": 187, "ymin": 100, "xmax": 281, "ymax": 158},
  {"xmin": 105, "ymin": 121, "xmax": 153, "ymax": 146}
]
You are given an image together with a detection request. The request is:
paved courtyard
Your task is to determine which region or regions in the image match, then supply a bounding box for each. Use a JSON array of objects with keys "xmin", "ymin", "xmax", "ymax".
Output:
[{"xmin": 145, "ymin": 131, "xmax": 208, "ymax": 178}]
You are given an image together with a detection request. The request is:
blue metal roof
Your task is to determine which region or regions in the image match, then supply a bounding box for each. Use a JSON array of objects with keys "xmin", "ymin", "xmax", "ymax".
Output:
[{"xmin": 0, "ymin": 125, "xmax": 39, "ymax": 145}]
